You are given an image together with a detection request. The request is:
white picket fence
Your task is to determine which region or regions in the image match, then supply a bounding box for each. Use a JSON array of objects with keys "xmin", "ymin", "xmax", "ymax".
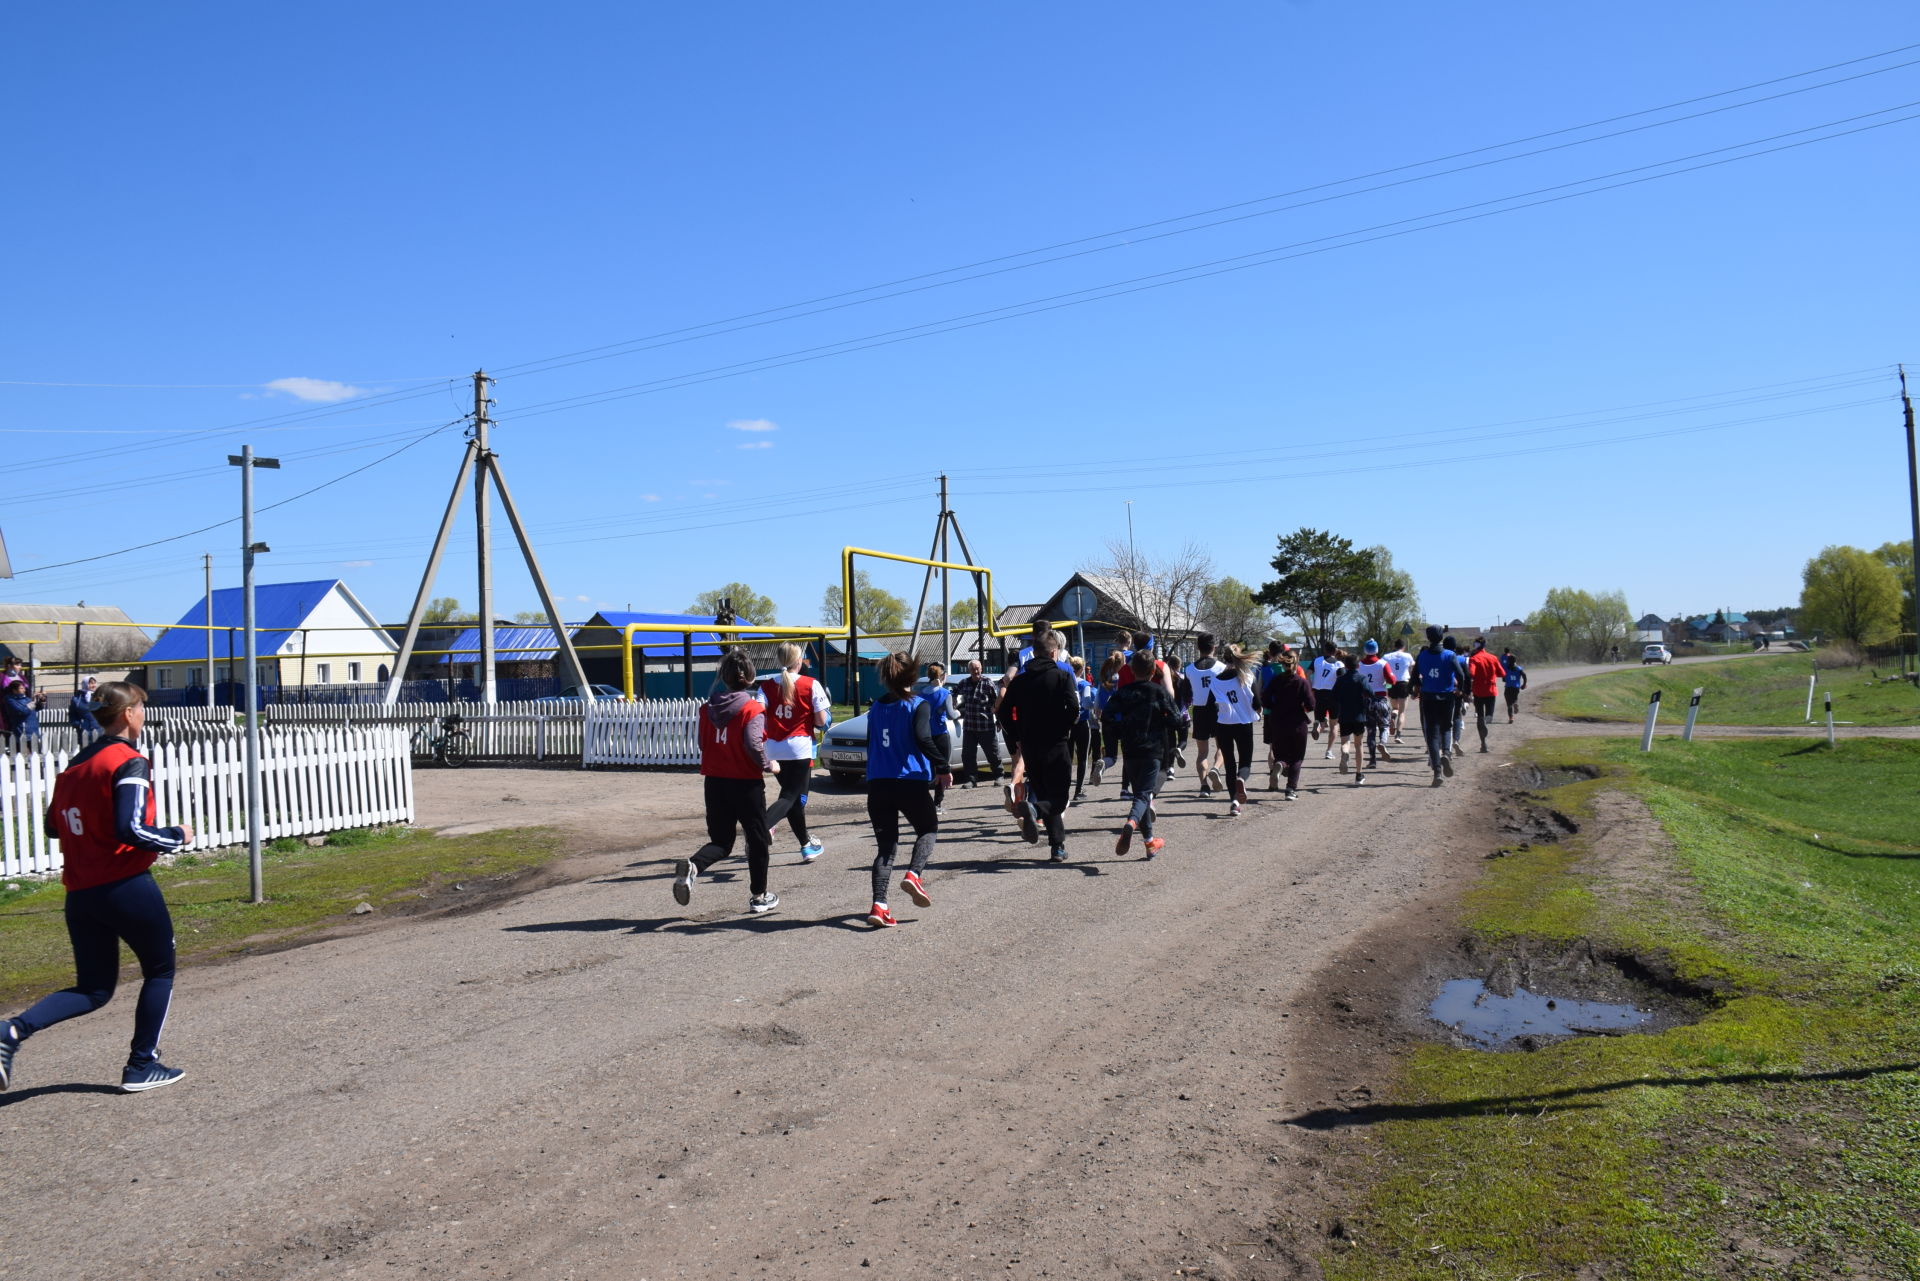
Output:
[
  {"xmin": 268, "ymin": 699, "xmax": 586, "ymax": 761},
  {"xmin": 583, "ymin": 699, "xmax": 702, "ymax": 766},
  {"xmin": 1, "ymin": 726, "xmax": 414, "ymax": 878}
]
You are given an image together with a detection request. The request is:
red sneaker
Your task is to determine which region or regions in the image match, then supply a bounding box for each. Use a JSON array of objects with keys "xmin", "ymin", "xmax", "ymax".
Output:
[
  {"xmin": 901, "ymin": 871, "xmax": 932, "ymax": 908},
  {"xmin": 1114, "ymin": 818, "xmax": 1137, "ymax": 857},
  {"xmin": 1144, "ymin": 837, "xmax": 1165, "ymax": 858},
  {"xmin": 866, "ymin": 904, "xmax": 897, "ymax": 928}
]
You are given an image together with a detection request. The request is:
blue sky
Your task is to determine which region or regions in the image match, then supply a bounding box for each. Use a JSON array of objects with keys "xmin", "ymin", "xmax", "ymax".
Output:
[{"xmin": 3, "ymin": 2, "xmax": 1916, "ymax": 635}]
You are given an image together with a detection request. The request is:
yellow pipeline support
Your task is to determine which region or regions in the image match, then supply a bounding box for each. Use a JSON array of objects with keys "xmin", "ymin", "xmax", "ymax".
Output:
[{"xmin": 619, "ymin": 621, "xmax": 829, "ymax": 700}]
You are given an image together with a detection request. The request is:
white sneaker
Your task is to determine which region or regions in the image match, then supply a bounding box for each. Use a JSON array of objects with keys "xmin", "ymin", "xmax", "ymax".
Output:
[
  {"xmin": 749, "ymin": 892, "xmax": 780, "ymax": 915},
  {"xmin": 672, "ymin": 859, "xmax": 697, "ymax": 906},
  {"xmin": 1323, "ymin": 748, "xmax": 1334, "ymax": 760}
]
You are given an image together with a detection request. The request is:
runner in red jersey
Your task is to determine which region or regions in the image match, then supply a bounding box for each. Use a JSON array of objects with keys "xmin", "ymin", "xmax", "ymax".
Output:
[{"xmin": 673, "ymin": 650, "xmax": 779, "ymax": 915}]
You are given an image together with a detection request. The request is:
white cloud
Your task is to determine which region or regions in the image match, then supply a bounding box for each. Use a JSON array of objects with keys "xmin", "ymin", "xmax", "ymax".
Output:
[
  {"xmin": 727, "ymin": 418, "xmax": 778, "ymax": 433},
  {"xmin": 641, "ymin": 493, "xmax": 661, "ymax": 502},
  {"xmin": 264, "ymin": 377, "xmax": 368, "ymax": 403},
  {"xmin": 574, "ymin": 594, "xmax": 591, "ymax": 603},
  {"xmin": 341, "ymin": 559, "xmax": 372, "ymax": 568},
  {"xmin": 736, "ymin": 440, "xmax": 775, "ymax": 450},
  {"xmin": 702, "ymin": 492, "xmax": 718, "ymax": 499}
]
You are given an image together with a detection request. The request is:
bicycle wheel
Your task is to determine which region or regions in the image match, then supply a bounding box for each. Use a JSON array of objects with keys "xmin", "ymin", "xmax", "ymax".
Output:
[{"xmin": 440, "ymin": 731, "xmax": 470, "ymax": 768}]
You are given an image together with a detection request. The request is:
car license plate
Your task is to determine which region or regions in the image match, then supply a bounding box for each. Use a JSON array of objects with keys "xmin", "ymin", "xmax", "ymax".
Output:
[{"xmin": 825, "ymin": 750, "xmax": 863, "ymax": 762}]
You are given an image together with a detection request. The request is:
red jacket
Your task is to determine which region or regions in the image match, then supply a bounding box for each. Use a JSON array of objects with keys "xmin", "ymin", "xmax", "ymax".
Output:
[
  {"xmin": 47, "ymin": 735, "xmax": 188, "ymax": 891},
  {"xmin": 1467, "ymin": 650, "xmax": 1507, "ymax": 698}
]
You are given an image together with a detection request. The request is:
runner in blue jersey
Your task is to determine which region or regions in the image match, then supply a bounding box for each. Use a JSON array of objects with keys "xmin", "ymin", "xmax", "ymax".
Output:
[
  {"xmin": 917, "ymin": 661, "xmax": 958, "ymax": 816},
  {"xmin": 1500, "ymin": 649, "xmax": 1528, "ymax": 722},
  {"xmin": 1415, "ymin": 626, "xmax": 1462, "ymax": 786},
  {"xmin": 1444, "ymin": 635, "xmax": 1472, "ymax": 755},
  {"xmin": 863, "ymin": 652, "xmax": 951, "ymax": 929}
]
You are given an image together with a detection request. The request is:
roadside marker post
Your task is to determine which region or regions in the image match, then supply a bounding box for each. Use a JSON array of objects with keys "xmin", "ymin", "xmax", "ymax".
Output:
[
  {"xmin": 1826, "ymin": 691, "xmax": 1836, "ymax": 747},
  {"xmin": 1640, "ymin": 689, "xmax": 1662, "ymax": 752},
  {"xmin": 1805, "ymin": 662, "xmax": 1817, "ymax": 722},
  {"xmin": 1682, "ymin": 687, "xmax": 1703, "ymax": 741}
]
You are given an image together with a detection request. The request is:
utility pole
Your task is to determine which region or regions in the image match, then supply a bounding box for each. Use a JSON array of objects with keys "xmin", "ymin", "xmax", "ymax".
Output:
[
  {"xmin": 938, "ymin": 473, "xmax": 952, "ymax": 672},
  {"xmin": 228, "ymin": 446, "xmax": 279, "ymax": 905},
  {"xmin": 473, "ymin": 371, "xmax": 497, "ymax": 705},
  {"xmin": 1902, "ymin": 365, "xmax": 1919, "ymax": 676},
  {"xmin": 204, "ymin": 553, "xmax": 215, "ymax": 708}
]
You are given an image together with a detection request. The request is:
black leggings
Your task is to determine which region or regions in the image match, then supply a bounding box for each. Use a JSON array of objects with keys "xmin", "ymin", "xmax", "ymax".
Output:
[
  {"xmin": 1070, "ymin": 720, "xmax": 1092, "ymax": 792},
  {"xmin": 691, "ymin": 776, "xmax": 772, "ymax": 896},
  {"xmin": 763, "ymin": 760, "xmax": 812, "ymax": 843},
  {"xmin": 1215, "ymin": 721, "xmax": 1255, "ymax": 783},
  {"xmin": 868, "ymin": 777, "xmax": 938, "ymax": 904},
  {"xmin": 11, "ymin": 871, "xmax": 176, "ymax": 1067}
]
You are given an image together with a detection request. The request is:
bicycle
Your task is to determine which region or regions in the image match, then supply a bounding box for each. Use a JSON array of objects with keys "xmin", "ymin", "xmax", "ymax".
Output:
[{"xmin": 424, "ymin": 711, "xmax": 471, "ymax": 768}]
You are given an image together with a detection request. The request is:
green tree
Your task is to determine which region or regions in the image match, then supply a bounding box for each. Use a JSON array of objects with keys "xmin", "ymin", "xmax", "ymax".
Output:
[
  {"xmin": 820, "ymin": 570, "xmax": 909, "ymax": 633},
  {"xmin": 688, "ymin": 582, "xmax": 777, "ymax": 625},
  {"xmin": 1875, "ymin": 540, "xmax": 1914, "ymax": 634},
  {"xmin": 1254, "ymin": 529, "xmax": 1380, "ymax": 644},
  {"xmin": 1801, "ymin": 545, "xmax": 1901, "ymax": 645},
  {"xmin": 1197, "ymin": 576, "xmax": 1273, "ymax": 648},
  {"xmin": 1526, "ymin": 587, "xmax": 1633, "ymax": 662},
  {"xmin": 917, "ymin": 598, "xmax": 981, "ymax": 632},
  {"xmin": 510, "ymin": 610, "xmax": 547, "ymax": 624},
  {"xmin": 1341, "ymin": 546, "xmax": 1422, "ymax": 647},
  {"xmin": 423, "ymin": 596, "xmax": 469, "ymax": 624}
]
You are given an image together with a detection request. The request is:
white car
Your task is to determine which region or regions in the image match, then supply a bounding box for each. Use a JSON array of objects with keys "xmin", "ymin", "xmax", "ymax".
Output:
[{"xmin": 1641, "ymin": 644, "xmax": 1674, "ymax": 665}]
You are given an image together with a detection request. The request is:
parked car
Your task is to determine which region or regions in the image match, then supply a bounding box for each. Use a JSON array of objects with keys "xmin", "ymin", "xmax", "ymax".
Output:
[
  {"xmin": 817, "ymin": 674, "xmax": 1003, "ymax": 784},
  {"xmin": 534, "ymin": 684, "xmax": 626, "ymax": 702},
  {"xmin": 1641, "ymin": 644, "xmax": 1674, "ymax": 666}
]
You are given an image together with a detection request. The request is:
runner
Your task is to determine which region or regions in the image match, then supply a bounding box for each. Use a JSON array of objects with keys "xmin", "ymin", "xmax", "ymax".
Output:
[
  {"xmin": 1068, "ymin": 655, "xmax": 1098, "ymax": 803},
  {"xmin": 998, "ymin": 629, "xmax": 1080, "ymax": 862},
  {"xmin": 1382, "ymin": 638, "xmax": 1414, "ymax": 743},
  {"xmin": 1501, "ymin": 649, "xmax": 1528, "ymax": 722},
  {"xmin": 1329, "ymin": 654, "xmax": 1373, "ymax": 785},
  {"xmin": 1210, "ymin": 644, "xmax": 1259, "ymax": 814},
  {"xmin": 1308, "ymin": 639, "xmax": 1342, "ymax": 759},
  {"xmin": 758, "ymin": 642, "xmax": 829, "ymax": 863},
  {"xmin": 1444, "ymin": 635, "xmax": 1471, "ymax": 756},
  {"xmin": 1100, "ymin": 649, "xmax": 1179, "ymax": 858},
  {"xmin": 954, "ymin": 659, "xmax": 1003, "ymax": 788},
  {"xmin": 1258, "ymin": 649, "xmax": 1314, "ymax": 800},
  {"xmin": 1466, "ymin": 637, "xmax": 1507, "ymax": 753},
  {"xmin": 1354, "ymin": 639, "xmax": 1397, "ymax": 770},
  {"xmin": 1415, "ymin": 626, "xmax": 1462, "ymax": 787},
  {"xmin": 917, "ymin": 661, "xmax": 959, "ymax": 814},
  {"xmin": 0, "ymin": 682, "xmax": 193, "ymax": 1094},
  {"xmin": 1090, "ymin": 651, "xmax": 1123, "ymax": 790},
  {"xmin": 1182, "ymin": 633, "xmax": 1226, "ymax": 794},
  {"xmin": 861, "ymin": 652, "xmax": 951, "ymax": 929},
  {"xmin": 674, "ymin": 649, "xmax": 780, "ymax": 914}
]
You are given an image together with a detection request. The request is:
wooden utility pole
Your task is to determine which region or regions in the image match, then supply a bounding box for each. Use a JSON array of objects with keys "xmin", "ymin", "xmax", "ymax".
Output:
[
  {"xmin": 1902, "ymin": 365, "xmax": 1919, "ymax": 674},
  {"xmin": 473, "ymin": 371, "xmax": 497, "ymax": 705}
]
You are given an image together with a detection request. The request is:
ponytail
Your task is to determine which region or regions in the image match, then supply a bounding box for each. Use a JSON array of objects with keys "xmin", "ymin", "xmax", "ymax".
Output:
[{"xmin": 774, "ymin": 641, "xmax": 803, "ymax": 708}]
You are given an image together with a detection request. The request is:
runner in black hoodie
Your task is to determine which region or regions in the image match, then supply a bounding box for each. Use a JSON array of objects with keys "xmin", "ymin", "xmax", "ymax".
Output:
[
  {"xmin": 997, "ymin": 628, "xmax": 1080, "ymax": 862},
  {"xmin": 673, "ymin": 650, "xmax": 780, "ymax": 914},
  {"xmin": 1100, "ymin": 649, "xmax": 1179, "ymax": 857}
]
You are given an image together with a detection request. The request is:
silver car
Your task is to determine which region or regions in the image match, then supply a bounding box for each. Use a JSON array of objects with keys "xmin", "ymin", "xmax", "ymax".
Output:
[{"xmin": 818, "ymin": 674, "xmax": 1007, "ymax": 783}]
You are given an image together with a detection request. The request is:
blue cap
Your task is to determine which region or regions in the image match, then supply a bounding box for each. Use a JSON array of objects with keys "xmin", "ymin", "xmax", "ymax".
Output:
[{"xmin": 1364, "ymin": 639, "xmax": 1379, "ymax": 653}]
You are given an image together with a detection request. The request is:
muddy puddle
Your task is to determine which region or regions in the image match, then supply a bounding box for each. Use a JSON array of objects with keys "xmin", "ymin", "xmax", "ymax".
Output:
[{"xmin": 1431, "ymin": 978, "xmax": 1652, "ymax": 1047}]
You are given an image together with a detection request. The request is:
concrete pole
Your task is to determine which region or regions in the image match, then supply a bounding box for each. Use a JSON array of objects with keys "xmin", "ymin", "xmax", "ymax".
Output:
[
  {"xmin": 204, "ymin": 553, "xmax": 216, "ymax": 707},
  {"xmin": 939, "ymin": 474, "xmax": 952, "ymax": 673},
  {"xmin": 239, "ymin": 447, "xmax": 265, "ymax": 903},
  {"xmin": 1900, "ymin": 366, "xmax": 1918, "ymax": 676},
  {"xmin": 473, "ymin": 371, "xmax": 497, "ymax": 706}
]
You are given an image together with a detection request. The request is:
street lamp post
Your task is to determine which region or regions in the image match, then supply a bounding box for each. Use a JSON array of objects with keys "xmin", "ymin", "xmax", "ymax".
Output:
[{"xmin": 228, "ymin": 446, "xmax": 279, "ymax": 904}]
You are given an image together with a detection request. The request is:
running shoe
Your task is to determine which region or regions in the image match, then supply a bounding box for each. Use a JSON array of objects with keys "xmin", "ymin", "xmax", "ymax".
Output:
[
  {"xmin": 1376, "ymin": 748, "xmax": 1393, "ymax": 762},
  {"xmin": 1230, "ymin": 799, "xmax": 1242, "ymax": 817},
  {"xmin": 1143, "ymin": 837, "xmax": 1165, "ymax": 859},
  {"xmin": 1175, "ymin": 746, "xmax": 1187, "ymax": 768},
  {"xmin": 1198, "ymin": 782, "xmax": 1213, "ymax": 797},
  {"xmin": 1232, "ymin": 776, "xmax": 1248, "ymax": 804},
  {"xmin": 672, "ymin": 858, "xmax": 696, "ymax": 906},
  {"xmin": 799, "ymin": 840, "xmax": 824, "ymax": 863},
  {"xmin": 1050, "ymin": 846, "xmax": 1068, "ymax": 863},
  {"xmin": 1354, "ymin": 773, "xmax": 1365, "ymax": 786},
  {"xmin": 935, "ymin": 803, "xmax": 946, "ymax": 817},
  {"xmin": 1432, "ymin": 771, "xmax": 1445, "ymax": 787},
  {"xmin": 1268, "ymin": 766, "xmax": 1281, "ymax": 792},
  {"xmin": 1002, "ymin": 782, "xmax": 1019, "ymax": 815},
  {"xmin": 1338, "ymin": 752, "xmax": 1348, "ymax": 775},
  {"xmin": 1115, "ymin": 818, "xmax": 1136, "ymax": 857},
  {"xmin": 1205, "ymin": 767, "xmax": 1223, "ymax": 792},
  {"xmin": 0, "ymin": 1025, "xmax": 18, "ymax": 1092},
  {"xmin": 1119, "ymin": 787, "xmax": 1134, "ymax": 802},
  {"xmin": 1480, "ymin": 743, "xmax": 1490, "ymax": 754},
  {"xmin": 1324, "ymin": 748, "xmax": 1334, "ymax": 761},
  {"xmin": 1019, "ymin": 799, "xmax": 1040, "ymax": 845},
  {"xmin": 120, "ymin": 1062, "xmax": 185, "ymax": 1093},
  {"xmin": 749, "ymin": 892, "xmax": 781, "ymax": 915},
  {"xmin": 866, "ymin": 903, "xmax": 898, "ymax": 929},
  {"xmin": 901, "ymin": 870, "xmax": 932, "ymax": 908},
  {"xmin": 1073, "ymin": 789, "xmax": 1087, "ymax": 804},
  {"xmin": 1284, "ymin": 789, "xmax": 1298, "ymax": 801},
  {"xmin": 1092, "ymin": 758, "xmax": 1107, "ymax": 786},
  {"xmin": 1442, "ymin": 756, "xmax": 1455, "ymax": 778}
]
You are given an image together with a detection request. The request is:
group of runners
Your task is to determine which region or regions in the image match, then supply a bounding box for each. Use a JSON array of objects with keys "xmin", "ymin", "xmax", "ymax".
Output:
[
  {"xmin": 671, "ymin": 623, "xmax": 1529, "ymax": 930},
  {"xmin": 0, "ymin": 625, "xmax": 1532, "ymax": 1095}
]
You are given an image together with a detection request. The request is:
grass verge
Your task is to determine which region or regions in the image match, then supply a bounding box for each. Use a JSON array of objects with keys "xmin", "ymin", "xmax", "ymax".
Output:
[
  {"xmin": 0, "ymin": 825, "xmax": 564, "ymax": 1007},
  {"xmin": 1541, "ymin": 653, "xmax": 1920, "ymax": 727},
  {"xmin": 1323, "ymin": 737, "xmax": 1920, "ymax": 1279}
]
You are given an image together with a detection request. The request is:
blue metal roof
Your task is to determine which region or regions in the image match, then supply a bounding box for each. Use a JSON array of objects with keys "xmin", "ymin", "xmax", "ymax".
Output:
[
  {"xmin": 437, "ymin": 625, "xmax": 580, "ymax": 665},
  {"xmin": 140, "ymin": 579, "xmax": 348, "ymax": 663},
  {"xmin": 593, "ymin": 611, "xmax": 773, "ymax": 658}
]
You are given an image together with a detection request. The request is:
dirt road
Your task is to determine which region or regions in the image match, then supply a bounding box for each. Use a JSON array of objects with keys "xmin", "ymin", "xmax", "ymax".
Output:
[{"xmin": 0, "ymin": 658, "xmax": 1765, "ymax": 1279}]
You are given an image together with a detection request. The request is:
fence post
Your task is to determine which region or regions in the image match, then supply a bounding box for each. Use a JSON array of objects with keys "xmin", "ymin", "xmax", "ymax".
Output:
[
  {"xmin": 1826, "ymin": 691, "xmax": 1835, "ymax": 748},
  {"xmin": 1639, "ymin": 689, "xmax": 1662, "ymax": 752},
  {"xmin": 536, "ymin": 715, "xmax": 546, "ymax": 761},
  {"xmin": 1682, "ymin": 687, "xmax": 1703, "ymax": 741},
  {"xmin": 1805, "ymin": 663, "xmax": 1817, "ymax": 722}
]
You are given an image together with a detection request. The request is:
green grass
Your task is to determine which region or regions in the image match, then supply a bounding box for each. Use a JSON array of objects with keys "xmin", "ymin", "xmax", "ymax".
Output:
[
  {"xmin": 1542, "ymin": 653, "xmax": 1920, "ymax": 727},
  {"xmin": 0, "ymin": 825, "xmax": 564, "ymax": 1007},
  {"xmin": 1324, "ymin": 737, "xmax": 1920, "ymax": 1279}
]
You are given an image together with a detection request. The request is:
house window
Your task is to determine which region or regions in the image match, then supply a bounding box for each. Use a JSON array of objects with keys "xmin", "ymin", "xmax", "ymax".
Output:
[
  {"xmin": 315, "ymin": 663, "xmax": 332, "ymax": 684},
  {"xmin": 217, "ymin": 665, "xmax": 231, "ymax": 683},
  {"xmin": 258, "ymin": 665, "xmax": 275, "ymax": 687},
  {"xmin": 157, "ymin": 668, "xmax": 174, "ymax": 690},
  {"xmin": 347, "ymin": 661, "xmax": 362, "ymax": 683},
  {"xmin": 377, "ymin": 664, "xmax": 389, "ymax": 684},
  {"xmin": 187, "ymin": 667, "xmax": 203, "ymax": 687}
]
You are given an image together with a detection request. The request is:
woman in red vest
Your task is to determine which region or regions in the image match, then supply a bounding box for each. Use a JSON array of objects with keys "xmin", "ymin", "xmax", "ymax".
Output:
[
  {"xmin": 673, "ymin": 649, "xmax": 780, "ymax": 915},
  {"xmin": 758, "ymin": 643, "xmax": 829, "ymax": 863},
  {"xmin": 1, "ymin": 682, "xmax": 194, "ymax": 1094}
]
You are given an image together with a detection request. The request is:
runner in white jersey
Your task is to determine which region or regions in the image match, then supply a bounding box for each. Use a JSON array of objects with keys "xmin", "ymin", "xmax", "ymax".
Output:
[
  {"xmin": 1209, "ymin": 644, "xmax": 1260, "ymax": 815},
  {"xmin": 1308, "ymin": 639, "xmax": 1342, "ymax": 759},
  {"xmin": 1181, "ymin": 632, "xmax": 1227, "ymax": 795},
  {"xmin": 1353, "ymin": 639, "xmax": 1397, "ymax": 769},
  {"xmin": 1381, "ymin": 639, "xmax": 1415, "ymax": 743}
]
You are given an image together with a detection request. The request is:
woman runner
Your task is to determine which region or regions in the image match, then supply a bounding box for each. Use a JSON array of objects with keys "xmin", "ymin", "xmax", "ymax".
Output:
[
  {"xmin": 759, "ymin": 642, "xmax": 829, "ymax": 862},
  {"xmin": 673, "ymin": 649, "xmax": 780, "ymax": 915},
  {"xmin": 1330, "ymin": 653, "xmax": 1373, "ymax": 785},
  {"xmin": 1211, "ymin": 644, "xmax": 1259, "ymax": 815},
  {"xmin": 1068, "ymin": 654, "xmax": 1098, "ymax": 802},
  {"xmin": 1100, "ymin": 649, "xmax": 1178, "ymax": 858},
  {"xmin": 1260, "ymin": 652, "xmax": 1315, "ymax": 800},
  {"xmin": 863, "ymin": 652, "xmax": 951, "ymax": 928},
  {"xmin": 918, "ymin": 661, "xmax": 959, "ymax": 815}
]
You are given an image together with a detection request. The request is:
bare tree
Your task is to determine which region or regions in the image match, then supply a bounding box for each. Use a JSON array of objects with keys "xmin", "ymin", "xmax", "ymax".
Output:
[{"xmin": 1081, "ymin": 539, "xmax": 1214, "ymax": 647}]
